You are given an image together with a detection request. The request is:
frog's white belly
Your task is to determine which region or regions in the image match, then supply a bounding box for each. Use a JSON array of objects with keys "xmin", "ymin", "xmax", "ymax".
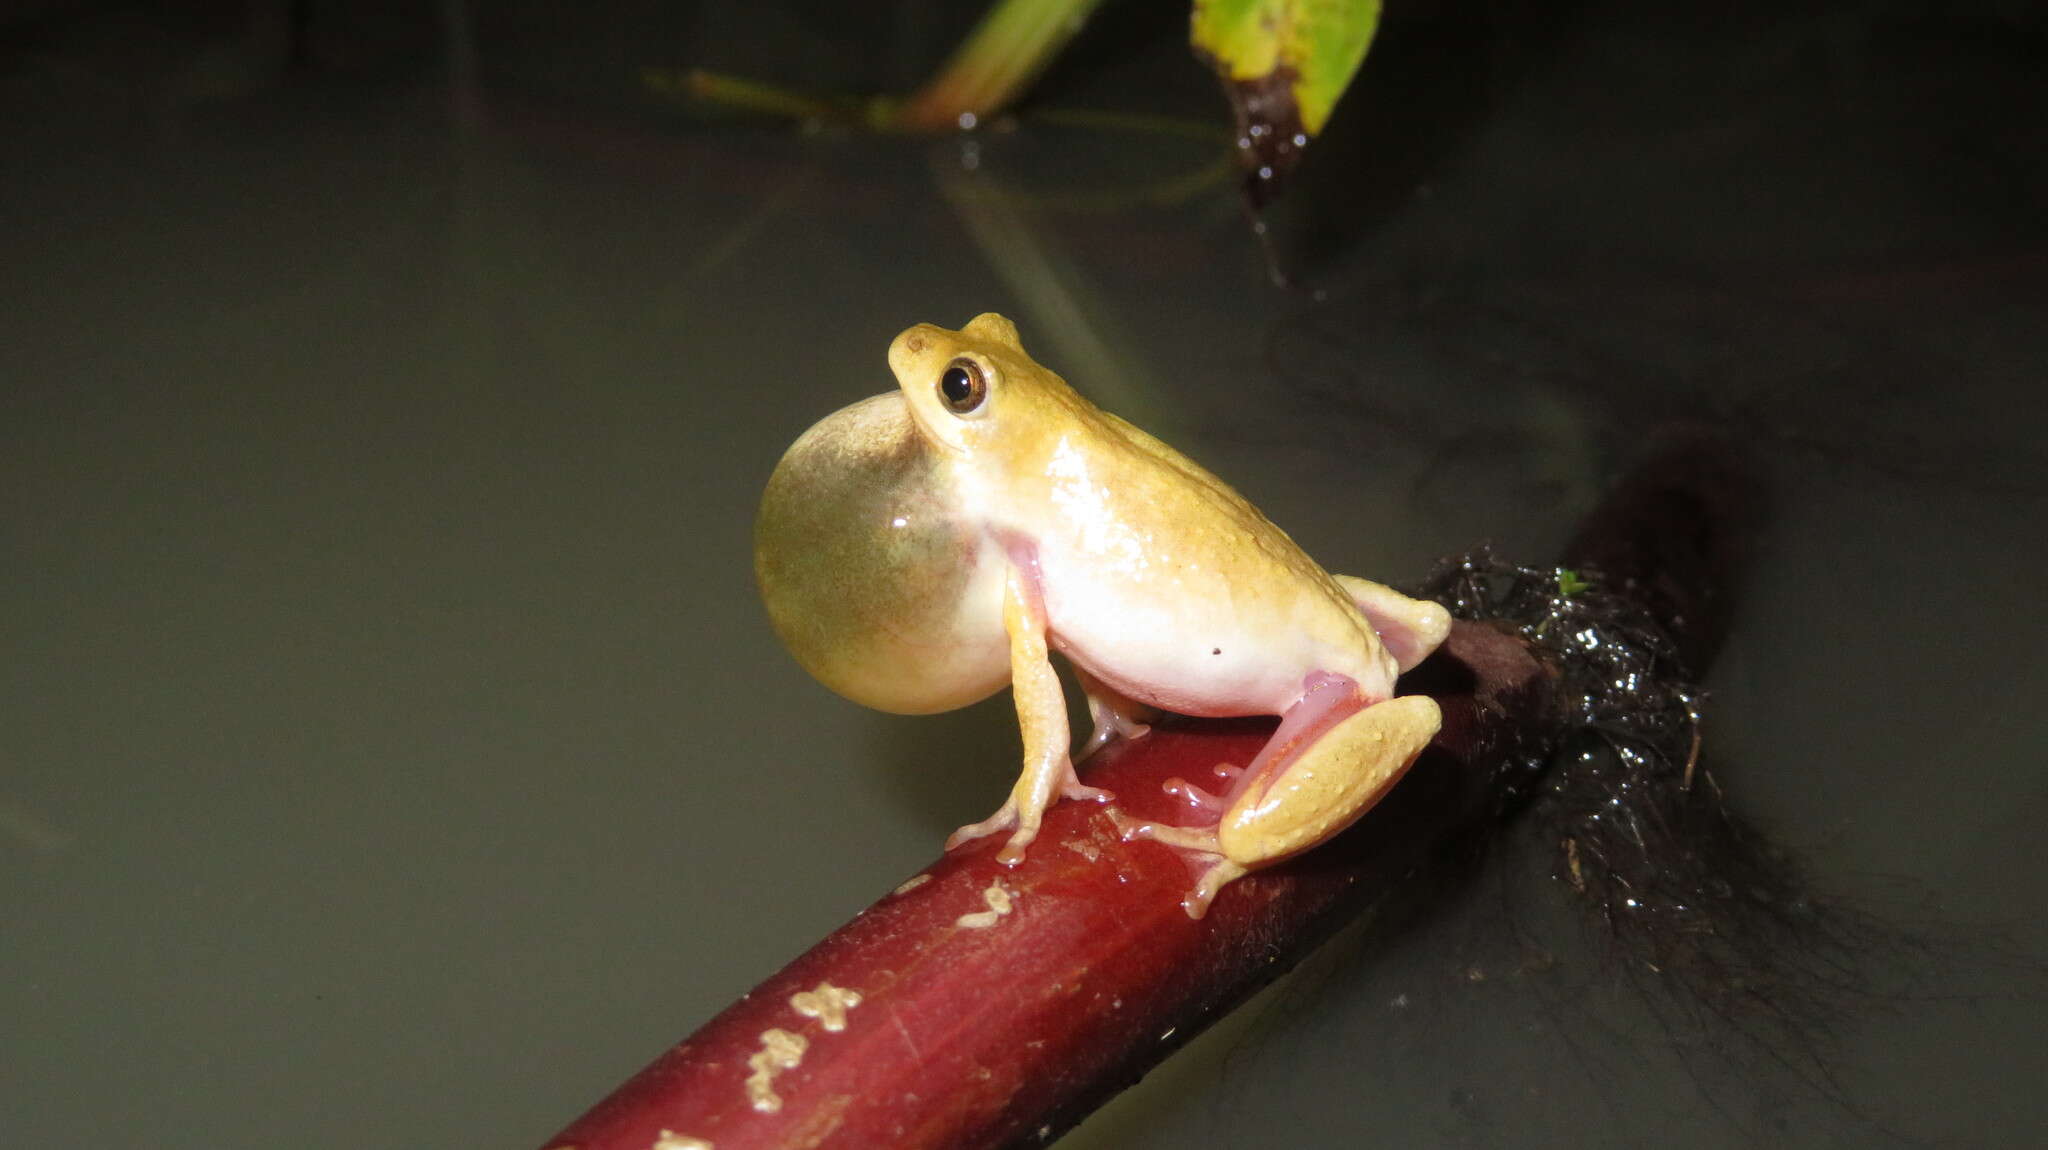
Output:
[{"xmin": 1039, "ymin": 567, "xmax": 1394, "ymax": 718}]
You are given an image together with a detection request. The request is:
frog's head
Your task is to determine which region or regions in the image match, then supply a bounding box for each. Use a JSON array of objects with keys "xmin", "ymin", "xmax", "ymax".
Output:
[
  {"xmin": 753, "ymin": 315, "xmax": 1078, "ymax": 716},
  {"xmin": 887, "ymin": 314, "xmax": 1081, "ymax": 461}
]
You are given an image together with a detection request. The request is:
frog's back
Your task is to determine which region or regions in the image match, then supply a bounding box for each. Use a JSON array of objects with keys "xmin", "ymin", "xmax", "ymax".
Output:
[
  {"xmin": 1090, "ymin": 408, "xmax": 1344, "ymax": 592},
  {"xmin": 1096, "ymin": 411, "xmax": 1290, "ymax": 540}
]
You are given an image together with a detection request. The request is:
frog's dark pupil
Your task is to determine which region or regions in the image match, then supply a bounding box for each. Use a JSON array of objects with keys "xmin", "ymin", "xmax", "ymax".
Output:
[
  {"xmin": 941, "ymin": 366, "xmax": 974, "ymax": 406},
  {"xmin": 939, "ymin": 361, "xmax": 988, "ymax": 413}
]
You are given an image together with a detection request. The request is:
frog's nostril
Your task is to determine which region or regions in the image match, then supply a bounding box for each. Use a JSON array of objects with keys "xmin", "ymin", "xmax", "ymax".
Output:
[{"xmin": 904, "ymin": 335, "xmax": 927, "ymax": 354}]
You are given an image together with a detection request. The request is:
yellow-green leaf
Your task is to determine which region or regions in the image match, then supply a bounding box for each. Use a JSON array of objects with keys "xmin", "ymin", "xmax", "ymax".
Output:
[{"xmin": 1192, "ymin": 0, "xmax": 1381, "ymax": 137}]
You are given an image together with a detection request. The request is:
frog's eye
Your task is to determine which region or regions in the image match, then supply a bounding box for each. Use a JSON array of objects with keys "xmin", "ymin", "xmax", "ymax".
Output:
[{"xmin": 938, "ymin": 358, "xmax": 989, "ymax": 415}]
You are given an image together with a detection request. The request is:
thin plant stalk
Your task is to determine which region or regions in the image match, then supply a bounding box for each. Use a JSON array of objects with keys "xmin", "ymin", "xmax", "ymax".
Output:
[{"xmin": 894, "ymin": 0, "xmax": 1108, "ymax": 130}]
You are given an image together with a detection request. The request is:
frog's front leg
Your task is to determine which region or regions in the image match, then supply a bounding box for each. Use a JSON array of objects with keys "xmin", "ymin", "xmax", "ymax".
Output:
[
  {"xmin": 1114, "ymin": 673, "xmax": 1440, "ymax": 917},
  {"xmin": 1074, "ymin": 666, "xmax": 1155, "ymax": 762},
  {"xmin": 945, "ymin": 563, "xmax": 1112, "ymax": 865}
]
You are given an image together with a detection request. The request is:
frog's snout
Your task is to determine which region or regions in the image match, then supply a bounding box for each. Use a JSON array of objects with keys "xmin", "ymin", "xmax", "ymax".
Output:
[{"xmin": 887, "ymin": 323, "xmax": 945, "ymax": 389}]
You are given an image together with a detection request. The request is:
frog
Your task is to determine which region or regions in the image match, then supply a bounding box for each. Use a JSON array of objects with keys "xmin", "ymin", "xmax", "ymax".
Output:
[{"xmin": 754, "ymin": 314, "xmax": 1451, "ymax": 917}]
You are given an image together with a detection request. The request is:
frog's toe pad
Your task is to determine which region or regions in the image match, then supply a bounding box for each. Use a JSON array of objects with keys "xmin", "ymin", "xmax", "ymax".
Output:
[{"xmin": 1161, "ymin": 775, "xmax": 1228, "ymax": 814}]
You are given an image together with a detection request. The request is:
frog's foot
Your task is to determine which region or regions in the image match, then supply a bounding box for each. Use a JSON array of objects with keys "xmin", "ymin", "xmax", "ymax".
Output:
[
  {"xmin": 947, "ymin": 761, "xmax": 1112, "ymax": 865},
  {"xmin": 1074, "ymin": 667, "xmax": 1156, "ymax": 762},
  {"xmin": 1108, "ymin": 762, "xmax": 1279, "ymax": 918},
  {"xmin": 1108, "ymin": 810, "xmax": 1249, "ymax": 918}
]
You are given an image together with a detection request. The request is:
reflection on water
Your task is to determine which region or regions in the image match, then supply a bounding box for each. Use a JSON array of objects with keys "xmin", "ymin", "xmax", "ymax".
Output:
[{"xmin": 2, "ymin": 4, "xmax": 2042, "ymax": 1148}]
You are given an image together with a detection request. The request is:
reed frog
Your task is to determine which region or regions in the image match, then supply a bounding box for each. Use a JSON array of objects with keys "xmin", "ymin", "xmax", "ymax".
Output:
[{"xmin": 754, "ymin": 315, "xmax": 1450, "ymax": 916}]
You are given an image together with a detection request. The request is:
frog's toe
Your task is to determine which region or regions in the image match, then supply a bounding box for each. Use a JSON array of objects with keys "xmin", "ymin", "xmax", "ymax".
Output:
[
  {"xmin": 949, "ymin": 803, "xmax": 1048, "ymax": 866},
  {"xmin": 946, "ymin": 799, "xmax": 1020, "ymax": 853},
  {"xmin": 1109, "ymin": 808, "xmax": 1214, "ymax": 853},
  {"xmin": 1160, "ymin": 774, "xmax": 1228, "ymax": 814},
  {"xmin": 1063, "ymin": 779, "xmax": 1115, "ymax": 804},
  {"xmin": 994, "ymin": 829, "xmax": 1036, "ymax": 865},
  {"xmin": 1076, "ymin": 720, "xmax": 1151, "ymax": 762},
  {"xmin": 1179, "ymin": 857, "xmax": 1249, "ymax": 919},
  {"xmin": 1058, "ymin": 754, "xmax": 1115, "ymax": 805}
]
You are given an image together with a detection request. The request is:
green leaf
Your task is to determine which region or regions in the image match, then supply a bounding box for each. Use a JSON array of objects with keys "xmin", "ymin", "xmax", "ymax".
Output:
[
  {"xmin": 1556, "ymin": 569, "xmax": 1593, "ymax": 598},
  {"xmin": 1191, "ymin": 0, "xmax": 1381, "ymax": 137}
]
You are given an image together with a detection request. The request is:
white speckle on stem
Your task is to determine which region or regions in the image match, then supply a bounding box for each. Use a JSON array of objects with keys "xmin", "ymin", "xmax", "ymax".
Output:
[
  {"xmin": 744, "ymin": 1028, "xmax": 808, "ymax": 1113},
  {"xmin": 954, "ymin": 881, "xmax": 1015, "ymax": 929},
  {"xmin": 789, "ymin": 982, "xmax": 863, "ymax": 1032}
]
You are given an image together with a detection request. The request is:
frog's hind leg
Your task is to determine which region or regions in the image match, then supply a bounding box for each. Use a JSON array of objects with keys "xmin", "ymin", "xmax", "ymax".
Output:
[
  {"xmin": 1074, "ymin": 666, "xmax": 1156, "ymax": 762},
  {"xmin": 1332, "ymin": 574, "xmax": 1451, "ymax": 673},
  {"xmin": 1217, "ymin": 692, "xmax": 1439, "ymax": 869},
  {"xmin": 1115, "ymin": 674, "xmax": 1440, "ymax": 917}
]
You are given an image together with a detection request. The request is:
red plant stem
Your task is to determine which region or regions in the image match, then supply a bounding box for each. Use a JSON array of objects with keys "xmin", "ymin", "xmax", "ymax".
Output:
[{"xmin": 538, "ymin": 438, "xmax": 1744, "ymax": 1150}]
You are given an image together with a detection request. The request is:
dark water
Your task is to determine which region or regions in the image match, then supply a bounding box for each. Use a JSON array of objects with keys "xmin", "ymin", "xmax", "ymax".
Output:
[{"xmin": 4, "ymin": 3, "xmax": 2042, "ymax": 1147}]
